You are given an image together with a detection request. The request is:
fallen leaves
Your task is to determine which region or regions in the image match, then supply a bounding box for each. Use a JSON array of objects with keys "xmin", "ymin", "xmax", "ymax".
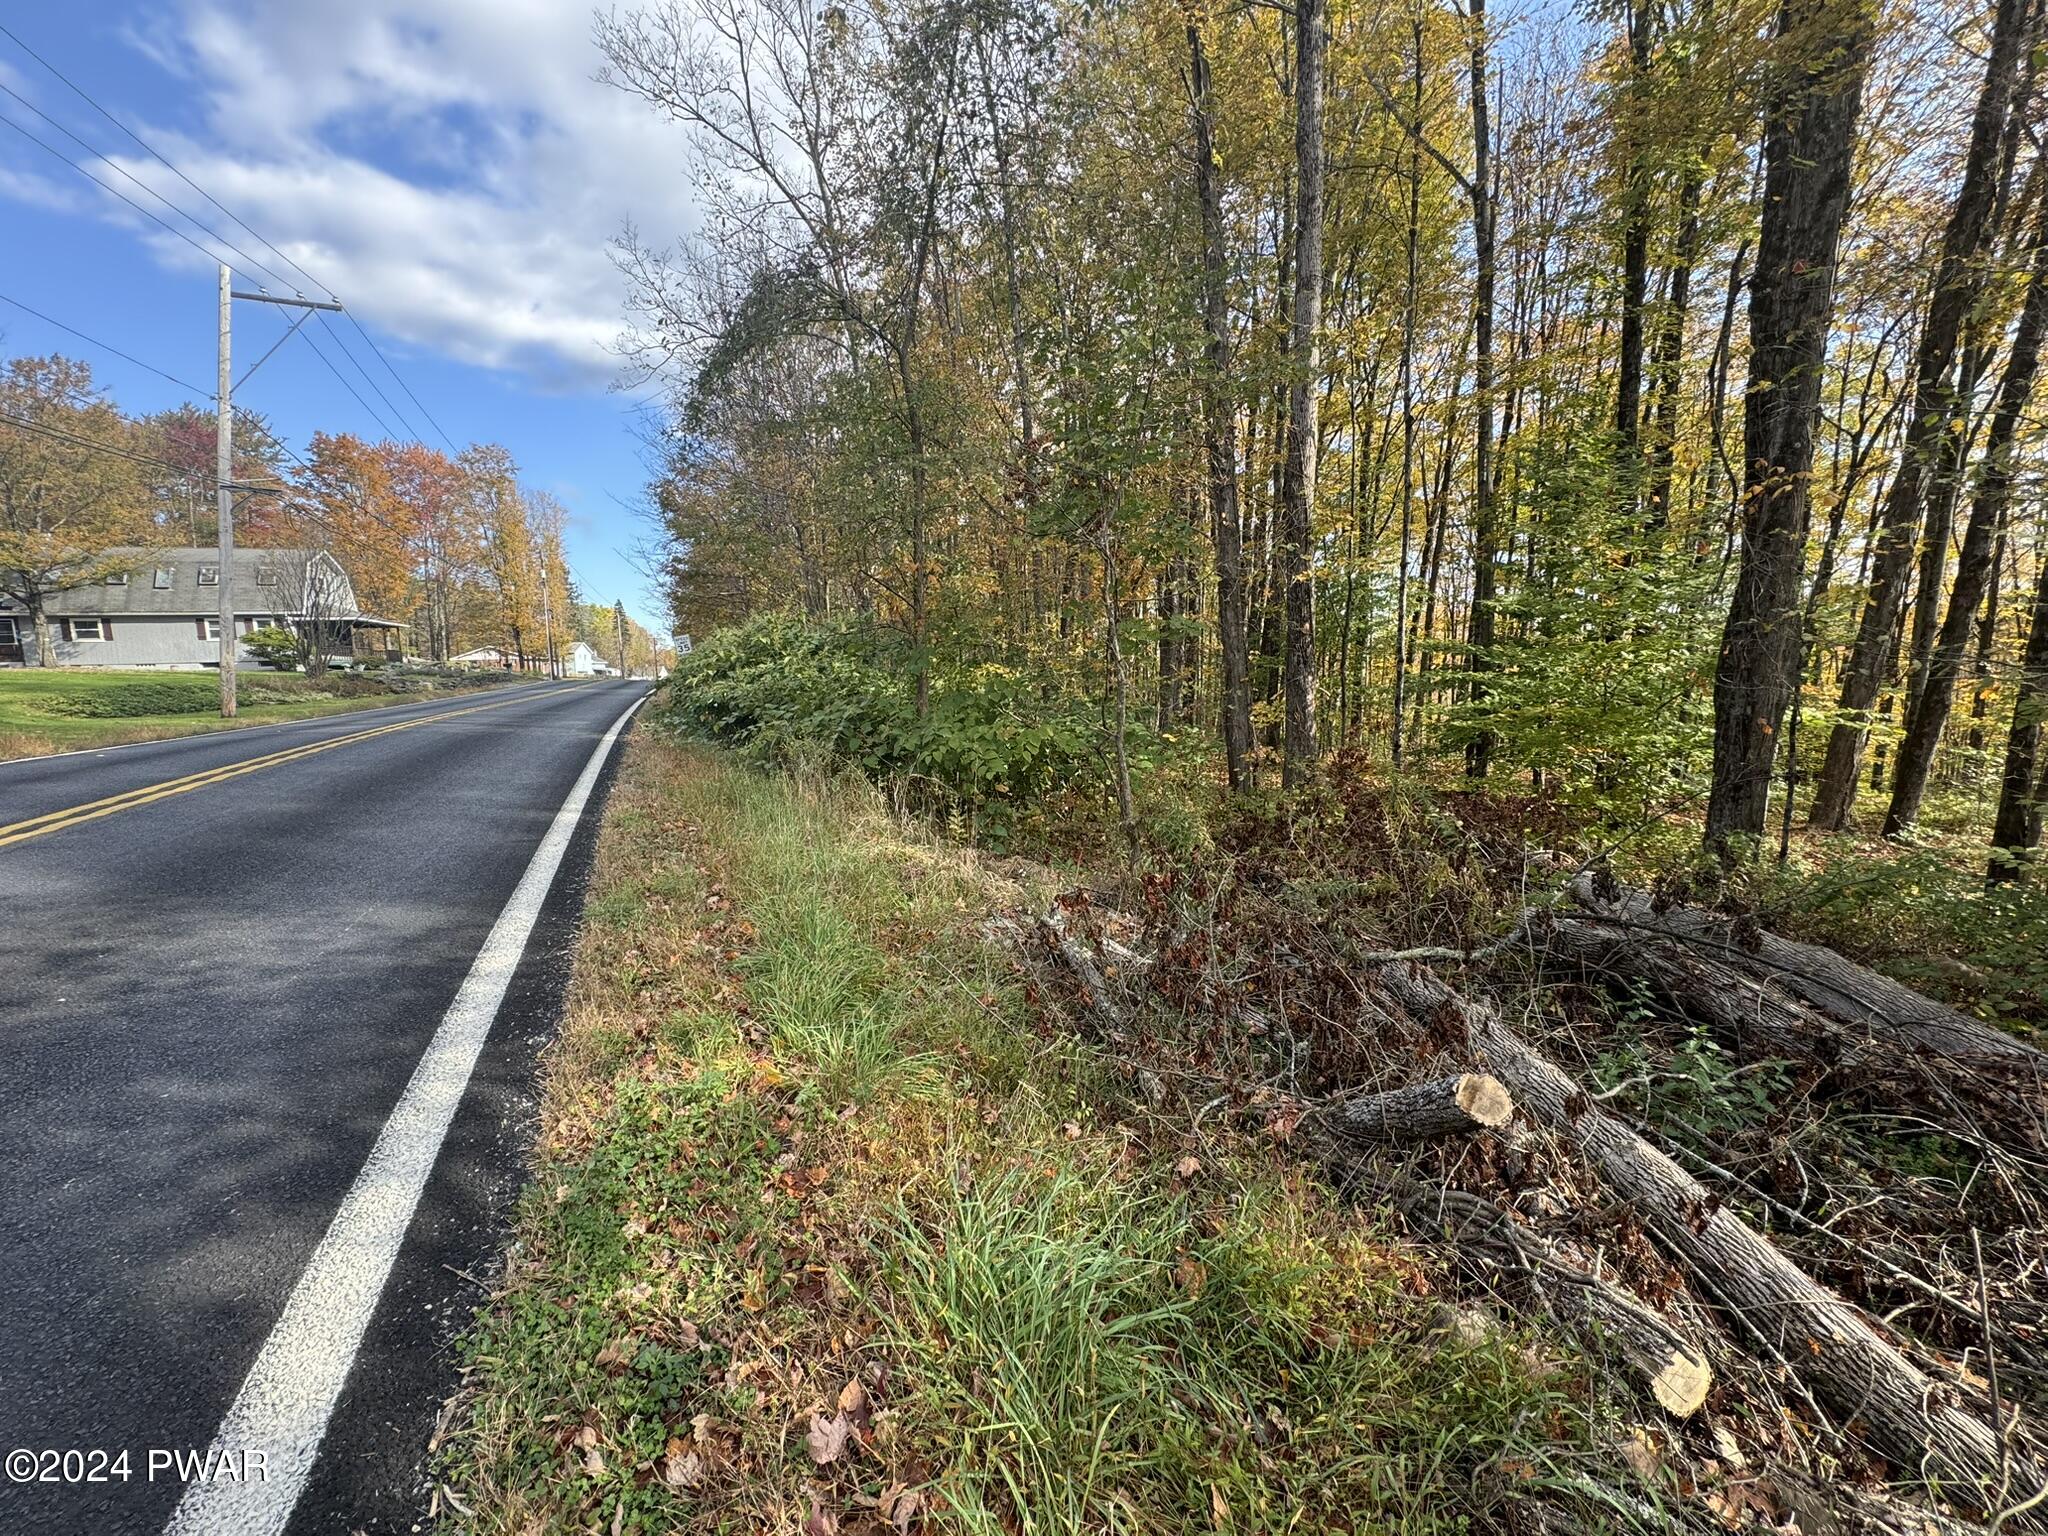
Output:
[{"xmin": 806, "ymin": 1411, "xmax": 853, "ymax": 1465}]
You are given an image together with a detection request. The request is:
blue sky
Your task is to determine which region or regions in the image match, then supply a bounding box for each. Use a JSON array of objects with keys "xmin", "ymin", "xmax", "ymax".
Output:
[{"xmin": 0, "ymin": 2, "xmax": 697, "ymax": 638}]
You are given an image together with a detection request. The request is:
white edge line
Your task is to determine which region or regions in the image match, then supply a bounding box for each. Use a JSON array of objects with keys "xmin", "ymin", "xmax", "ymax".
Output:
[
  {"xmin": 164, "ymin": 689, "xmax": 647, "ymax": 1536},
  {"xmin": 0, "ymin": 678, "xmax": 576, "ymax": 770}
]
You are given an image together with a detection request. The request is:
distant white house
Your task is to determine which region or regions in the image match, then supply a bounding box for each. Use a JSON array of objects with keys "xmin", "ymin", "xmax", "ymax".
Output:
[
  {"xmin": 0, "ymin": 547, "xmax": 403, "ymax": 669},
  {"xmin": 450, "ymin": 639, "xmax": 612, "ymax": 677},
  {"xmin": 564, "ymin": 640, "xmax": 616, "ymax": 677}
]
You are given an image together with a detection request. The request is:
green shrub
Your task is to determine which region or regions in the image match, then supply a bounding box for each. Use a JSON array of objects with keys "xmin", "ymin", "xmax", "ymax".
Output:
[
  {"xmin": 34, "ymin": 680, "xmax": 219, "ymax": 718},
  {"xmin": 244, "ymin": 625, "xmax": 302, "ymax": 670},
  {"xmin": 658, "ymin": 614, "xmax": 1096, "ymax": 811}
]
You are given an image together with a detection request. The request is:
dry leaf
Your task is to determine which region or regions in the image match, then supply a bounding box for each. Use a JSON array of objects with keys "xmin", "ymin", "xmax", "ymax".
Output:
[
  {"xmin": 879, "ymin": 1482, "xmax": 923, "ymax": 1532},
  {"xmin": 838, "ymin": 1378, "xmax": 868, "ymax": 1416},
  {"xmin": 806, "ymin": 1411, "xmax": 853, "ymax": 1465},
  {"xmin": 1174, "ymin": 1156, "xmax": 1203, "ymax": 1180},
  {"xmin": 1210, "ymin": 1482, "xmax": 1230, "ymax": 1528},
  {"xmin": 804, "ymin": 1494, "xmax": 839, "ymax": 1536},
  {"xmin": 661, "ymin": 1445, "xmax": 703, "ymax": 1489}
]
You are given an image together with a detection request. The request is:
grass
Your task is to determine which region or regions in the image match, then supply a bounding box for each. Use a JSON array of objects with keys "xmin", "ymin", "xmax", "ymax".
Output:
[
  {"xmin": 0, "ymin": 667, "xmax": 542, "ymax": 761},
  {"xmin": 438, "ymin": 721, "xmax": 1644, "ymax": 1535}
]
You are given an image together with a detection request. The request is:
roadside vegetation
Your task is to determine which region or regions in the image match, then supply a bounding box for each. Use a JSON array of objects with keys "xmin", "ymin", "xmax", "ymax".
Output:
[
  {"xmin": 440, "ymin": 726, "xmax": 1671, "ymax": 1535},
  {"xmin": 0, "ymin": 665, "xmax": 543, "ymax": 761}
]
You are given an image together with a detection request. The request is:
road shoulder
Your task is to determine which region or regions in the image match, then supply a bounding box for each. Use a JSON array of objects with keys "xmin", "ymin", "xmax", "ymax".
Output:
[{"xmin": 434, "ymin": 723, "xmax": 1594, "ymax": 1533}]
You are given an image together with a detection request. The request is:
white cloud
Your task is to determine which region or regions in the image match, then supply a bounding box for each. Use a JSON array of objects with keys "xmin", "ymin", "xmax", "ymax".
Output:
[{"xmin": 98, "ymin": 0, "xmax": 702, "ymax": 390}]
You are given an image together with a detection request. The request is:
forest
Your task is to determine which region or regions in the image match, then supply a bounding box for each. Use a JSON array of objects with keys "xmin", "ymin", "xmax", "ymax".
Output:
[
  {"xmin": 614, "ymin": 0, "xmax": 2046, "ymax": 880},
  {"xmin": 578, "ymin": 0, "xmax": 2048, "ymax": 1527}
]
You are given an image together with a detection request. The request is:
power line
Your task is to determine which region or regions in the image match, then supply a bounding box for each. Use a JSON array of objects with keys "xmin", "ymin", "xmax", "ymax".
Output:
[
  {"xmin": 315, "ymin": 312, "xmax": 431, "ymax": 445},
  {"xmin": 342, "ymin": 313, "xmax": 459, "ymax": 453},
  {"xmin": 0, "ymin": 24, "xmax": 465, "ymax": 455},
  {"xmin": 0, "ymin": 109, "xmax": 243, "ymax": 276},
  {"xmin": 0, "ymin": 406, "xmax": 230, "ymax": 482},
  {"xmin": 0, "ymin": 78, "xmax": 297, "ymax": 294},
  {"xmin": 296, "ymin": 320, "xmax": 403, "ymax": 442},
  {"xmin": 0, "ymin": 290, "xmax": 213, "ymax": 396},
  {"xmin": 0, "ymin": 20, "xmax": 334, "ymax": 301}
]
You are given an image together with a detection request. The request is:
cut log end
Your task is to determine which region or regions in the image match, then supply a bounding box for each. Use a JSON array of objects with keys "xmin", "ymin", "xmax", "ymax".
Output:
[
  {"xmin": 1325, "ymin": 1071, "xmax": 1518, "ymax": 1143},
  {"xmin": 1454, "ymin": 1072, "xmax": 1514, "ymax": 1129},
  {"xmin": 1649, "ymin": 1348, "xmax": 1713, "ymax": 1418}
]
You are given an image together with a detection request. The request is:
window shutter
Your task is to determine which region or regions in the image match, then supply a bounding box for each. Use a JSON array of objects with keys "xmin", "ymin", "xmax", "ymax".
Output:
[
  {"xmin": 196, "ymin": 617, "xmax": 208, "ymax": 639},
  {"xmin": 102, "ymin": 619, "xmax": 113, "ymax": 640},
  {"xmin": 60, "ymin": 619, "xmax": 71, "ymax": 642}
]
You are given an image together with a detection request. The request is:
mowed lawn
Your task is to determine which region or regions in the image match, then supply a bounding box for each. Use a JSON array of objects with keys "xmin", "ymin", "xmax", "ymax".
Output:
[{"xmin": 0, "ymin": 668, "xmax": 536, "ymax": 761}]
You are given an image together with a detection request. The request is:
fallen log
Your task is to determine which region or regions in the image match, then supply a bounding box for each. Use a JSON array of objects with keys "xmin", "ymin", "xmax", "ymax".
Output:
[
  {"xmin": 1567, "ymin": 879, "xmax": 2048, "ymax": 1080},
  {"xmin": 1387, "ymin": 1179, "xmax": 1713, "ymax": 1418},
  {"xmin": 1320, "ymin": 1073, "xmax": 1515, "ymax": 1143},
  {"xmin": 1377, "ymin": 961, "xmax": 2044, "ymax": 1514},
  {"xmin": 1534, "ymin": 915, "xmax": 1990, "ymax": 1127},
  {"xmin": 1036, "ymin": 906, "xmax": 1127, "ymax": 1028}
]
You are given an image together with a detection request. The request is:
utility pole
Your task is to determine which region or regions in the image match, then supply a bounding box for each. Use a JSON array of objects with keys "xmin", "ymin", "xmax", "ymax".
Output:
[
  {"xmin": 614, "ymin": 600, "xmax": 627, "ymax": 678},
  {"xmin": 215, "ymin": 264, "xmax": 342, "ymax": 716},
  {"xmin": 540, "ymin": 554, "xmax": 556, "ymax": 680},
  {"xmin": 216, "ymin": 266, "xmax": 233, "ymax": 713}
]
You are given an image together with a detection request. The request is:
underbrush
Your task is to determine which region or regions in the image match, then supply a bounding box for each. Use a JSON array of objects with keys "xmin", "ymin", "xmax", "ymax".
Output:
[
  {"xmin": 439, "ymin": 735, "xmax": 1623, "ymax": 1534},
  {"xmin": 658, "ymin": 614, "xmax": 1103, "ymax": 837}
]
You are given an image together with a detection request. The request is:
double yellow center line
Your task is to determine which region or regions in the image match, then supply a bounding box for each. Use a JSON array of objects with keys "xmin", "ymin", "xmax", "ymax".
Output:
[{"xmin": 0, "ymin": 690, "xmax": 541, "ymax": 851}]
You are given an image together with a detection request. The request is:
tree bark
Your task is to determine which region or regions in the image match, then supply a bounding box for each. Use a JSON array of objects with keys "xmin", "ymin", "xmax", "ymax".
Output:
[
  {"xmin": 1187, "ymin": 20, "xmax": 1253, "ymax": 792},
  {"xmin": 1321, "ymin": 1072, "xmax": 1514, "ymax": 1142},
  {"xmin": 1989, "ymin": 547, "xmax": 2048, "ymax": 878},
  {"xmin": 1886, "ymin": 196, "xmax": 2048, "ymax": 836},
  {"xmin": 1279, "ymin": 0, "xmax": 1325, "ymax": 787},
  {"xmin": 1808, "ymin": 0, "xmax": 2029, "ymax": 829},
  {"xmin": 1611, "ymin": 0, "xmax": 1655, "ymax": 507},
  {"xmin": 1464, "ymin": 0, "xmax": 1499, "ymax": 778},
  {"xmin": 1565, "ymin": 878, "xmax": 2048, "ymax": 1085},
  {"xmin": 1704, "ymin": 0, "xmax": 1870, "ymax": 854},
  {"xmin": 1535, "ymin": 909, "xmax": 2046, "ymax": 1151},
  {"xmin": 1384, "ymin": 1179, "xmax": 1712, "ymax": 1417},
  {"xmin": 1375, "ymin": 962, "xmax": 2038, "ymax": 1508}
]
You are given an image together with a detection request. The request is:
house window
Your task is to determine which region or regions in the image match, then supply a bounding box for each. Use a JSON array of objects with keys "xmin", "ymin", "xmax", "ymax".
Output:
[
  {"xmin": 154, "ymin": 567, "xmax": 174, "ymax": 589},
  {"xmin": 257, "ymin": 566, "xmax": 278, "ymax": 587},
  {"xmin": 201, "ymin": 618, "xmax": 222, "ymax": 640},
  {"xmin": 105, "ymin": 572, "xmax": 128, "ymax": 586},
  {"xmin": 197, "ymin": 565, "xmax": 219, "ymax": 586},
  {"xmin": 70, "ymin": 618, "xmax": 105, "ymax": 642}
]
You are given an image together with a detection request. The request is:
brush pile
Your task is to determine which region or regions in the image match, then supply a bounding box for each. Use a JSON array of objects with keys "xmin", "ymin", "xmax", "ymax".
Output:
[{"xmin": 1006, "ymin": 860, "xmax": 2048, "ymax": 1535}]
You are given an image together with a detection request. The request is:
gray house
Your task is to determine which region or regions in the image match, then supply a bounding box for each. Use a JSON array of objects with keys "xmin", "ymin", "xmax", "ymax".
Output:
[{"xmin": 0, "ymin": 547, "xmax": 404, "ymax": 669}]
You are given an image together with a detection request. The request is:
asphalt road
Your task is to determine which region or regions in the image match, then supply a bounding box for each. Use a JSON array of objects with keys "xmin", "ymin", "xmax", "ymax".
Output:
[{"xmin": 0, "ymin": 678, "xmax": 649, "ymax": 1534}]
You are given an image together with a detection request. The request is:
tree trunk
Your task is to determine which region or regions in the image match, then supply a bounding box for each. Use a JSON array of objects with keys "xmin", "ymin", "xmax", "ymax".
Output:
[
  {"xmin": 1187, "ymin": 21, "xmax": 1253, "ymax": 792},
  {"xmin": 29, "ymin": 595, "xmax": 54, "ymax": 668},
  {"xmin": 1611, "ymin": 0, "xmax": 1655, "ymax": 509},
  {"xmin": 1391, "ymin": 17, "xmax": 1423, "ymax": 771},
  {"xmin": 1101, "ymin": 518, "xmax": 1137, "ymax": 849},
  {"xmin": 1704, "ymin": 0, "xmax": 1870, "ymax": 854},
  {"xmin": 1280, "ymin": 0, "xmax": 1325, "ymax": 789},
  {"xmin": 1989, "ymin": 548, "xmax": 2048, "ymax": 878},
  {"xmin": 1464, "ymin": 0, "xmax": 1498, "ymax": 778},
  {"xmin": 1886, "ymin": 196, "xmax": 2048, "ymax": 836},
  {"xmin": 1535, "ymin": 909, "xmax": 2046, "ymax": 1152},
  {"xmin": 1383, "ymin": 1178, "xmax": 1712, "ymax": 1418},
  {"xmin": 1565, "ymin": 878, "xmax": 2048, "ymax": 1082},
  {"xmin": 1376, "ymin": 962, "xmax": 2037, "ymax": 1508},
  {"xmin": 1642, "ymin": 166, "xmax": 1702, "ymax": 532},
  {"xmin": 1808, "ymin": 0, "xmax": 2029, "ymax": 830},
  {"xmin": 1321, "ymin": 1072, "xmax": 1513, "ymax": 1142}
]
